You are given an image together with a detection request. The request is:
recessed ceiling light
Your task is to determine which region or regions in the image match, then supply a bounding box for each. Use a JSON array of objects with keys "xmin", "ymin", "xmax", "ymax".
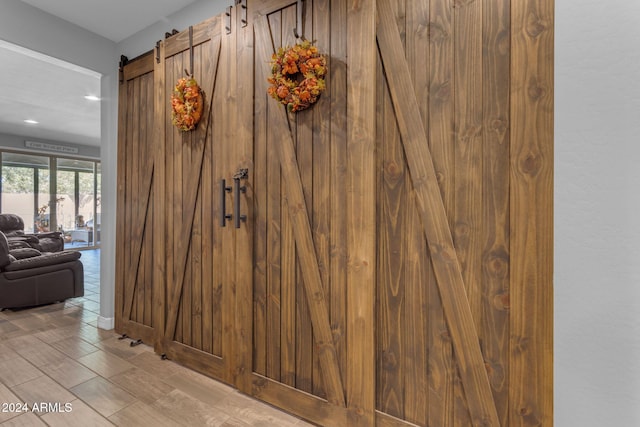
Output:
[
  {"xmin": 24, "ymin": 119, "xmax": 38, "ymax": 124},
  {"xmin": 84, "ymin": 95, "xmax": 100, "ymax": 101}
]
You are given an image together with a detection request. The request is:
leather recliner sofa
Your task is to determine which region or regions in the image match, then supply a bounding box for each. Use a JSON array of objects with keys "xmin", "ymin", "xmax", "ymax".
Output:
[
  {"xmin": 0, "ymin": 231, "xmax": 84, "ymax": 309},
  {"xmin": 0, "ymin": 213, "xmax": 64, "ymax": 252}
]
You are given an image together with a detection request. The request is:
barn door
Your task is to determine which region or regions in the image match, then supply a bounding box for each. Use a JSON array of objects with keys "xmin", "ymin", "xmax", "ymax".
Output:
[
  {"xmin": 240, "ymin": 0, "xmax": 551, "ymax": 426},
  {"xmin": 239, "ymin": 1, "xmax": 499, "ymax": 425},
  {"xmin": 234, "ymin": 1, "xmax": 353, "ymax": 424},
  {"xmin": 117, "ymin": 0, "xmax": 552, "ymax": 425},
  {"xmin": 372, "ymin": 0, "xmax": 552, "ymax": 426},
  {"xmin": 115, "ymin": 52, "xmax": 159, "ymax": 344},
  {"xmin": 157, "ymin": 16, "xmax": 238, "ymax": 384},
  {"xmin": 373, "ymin": 0, "xmax": 501, "ymax": 424}
]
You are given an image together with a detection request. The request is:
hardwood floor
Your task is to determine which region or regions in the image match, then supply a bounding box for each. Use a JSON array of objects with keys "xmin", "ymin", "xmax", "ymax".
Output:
[{"xmin": 0, "ymin": 250, "xmax": 313, "ymax": 426}]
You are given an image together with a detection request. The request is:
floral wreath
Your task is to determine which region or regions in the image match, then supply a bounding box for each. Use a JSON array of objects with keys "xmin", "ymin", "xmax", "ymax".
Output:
[
  {"xmin": 171, "ymin": 74, "xmax": 203, "ymax": 131},
  {"xmin": 267, "ymin": 40, "xmax": 327, "ymax": 112}
]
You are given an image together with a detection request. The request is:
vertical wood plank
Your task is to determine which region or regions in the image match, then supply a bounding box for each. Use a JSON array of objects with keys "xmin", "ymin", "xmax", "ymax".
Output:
[
  {"xmin": 346, "ymin": 0, "xmax": 376, "ymax": 424},
  {"xmin": 509, "ymin": 0, "xmax": 554, "ymax": 425},
  {"xmin": 201, "ymin": 38, "xmax": 214, "ymax": 355},
  {"xmin": 183, "ymin": 60, "xmax": 195, "ymax": 348},
  {"xmin": 211, "ymin": 33, "xmax": 224, "ymax": 358},
  {"xmin": 153, "ymin": 40, "xmax": 167, "ymax": 352},
  {"xmin": 482, "ymin": 0, "xmax": 511, "ymax": 424},
  {"xmin": 192, "ymin": 43, "xmax": 205, "ymax": 351},
  {"xmin": 270, "ymin": 9, "xmax": 289, "ymax": 385},
  {"xmin": 251, "ymin": 10, "xmax": 272, "ymax": 380},
  {"xmin": 220, "ymin": 18, "xmax": 237, "ymax": 385},
  {"xmin": 376, "ymin": 48, "xmax": 405, "ymax": 420},
  {"xmin": 182, "ymin": 51, "xmax": 193, "ymax": 346},
  {"xmin": 163, "ymin": 51, "xmax": 175, "ymax": 349},
  {"xmin": 125, "ymin": 78, "xmax": 136, "ymax": 322},
  {"xmin": 329, "ymin": 0, "xmax": 348, "ymax": 397},
  {"xmin": 115, "ymin": 72, "xmax": 128, "ymax": 333},
  {"xmin": 291, "ymin": 2, "xmax": 314, "ymax": 396},
  {"xmin": 144, "ymin": 71, "xmax": 154, "ymax": 328},
  {"xmin": 453, "ymin": 0, "xmax": 483, "ymax": 424},
  {"xmin": 172, "ymin": 51, "xmax": 184, "ymax": 344},
  {"xmin": 137, "ymin": 73, "xmax": 148, "ymax": 326},
  {"xmin": 403, "ymin": 1, "xmax": 430, "ymax": 424},
  {"xmin": 271, "ymin": 8, "xmax": 296, "ymax": 389},
  {"xmin": 236, "ymin": 2, "xmax": 256, "ymax": 393},
  {"xmin": 427, "ymin": 0, "xmax": 456, "ymax": 420},
  {"xmin": 312, "ymin": 0, "xmax": 330, "ymax": 400}
]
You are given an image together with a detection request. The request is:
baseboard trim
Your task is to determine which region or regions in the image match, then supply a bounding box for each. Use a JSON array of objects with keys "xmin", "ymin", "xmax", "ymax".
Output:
[{"xmin": 97, "ymin": 316, "xmax": 115, "ymax": 330}]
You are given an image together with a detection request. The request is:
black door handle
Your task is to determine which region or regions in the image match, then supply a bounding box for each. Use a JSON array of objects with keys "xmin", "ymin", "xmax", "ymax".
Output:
[
  {"xmin": 220, "ymin": 179, "xmax": 232, "ymax": 227},
  {"xmin": 233, "ymin": 169, "xmax": 247, "ymax": 228},
  {"xmin": 233, "ymin": 168, "xmax": 248, "ymax": 229}
]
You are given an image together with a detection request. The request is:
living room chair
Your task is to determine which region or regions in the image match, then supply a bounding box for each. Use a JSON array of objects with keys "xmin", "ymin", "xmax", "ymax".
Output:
[
  {"xmin": 0, "ymin": 231, "xmax": 84, "ymax": 309},
  {"xmin": 0, "ymin": 213, "xmax": 65, "ymax": 252}
]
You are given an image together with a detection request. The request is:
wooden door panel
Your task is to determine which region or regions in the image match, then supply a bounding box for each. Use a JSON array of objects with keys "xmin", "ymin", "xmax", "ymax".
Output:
[
  {"xmin": 376, "ymin": 0, "xmax": 499, "ymax": 424},
  {"xmin": 253, "ymin": 10, "xmax": 345, "ymax": 407},
  {"xmin": 116, "ymin": 53, "xmax": 157, "ymax": 344},
  {"xmin": 160, "ymin": 16, "xmax": 231, "ymax": 383}
]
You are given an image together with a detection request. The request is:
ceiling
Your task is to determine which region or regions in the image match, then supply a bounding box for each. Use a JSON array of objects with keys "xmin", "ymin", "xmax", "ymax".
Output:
[{"xmin": 0, "ymin": 0, "xmax": 201, "ymax": 149}]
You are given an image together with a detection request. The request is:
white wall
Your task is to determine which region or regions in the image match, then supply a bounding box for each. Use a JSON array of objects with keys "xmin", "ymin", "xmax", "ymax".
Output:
[
  {"xmin": 0, "ymin": 0, "xmax": 119, "ymax": 329},
  {"xmin": 117, "ymin": 0, "xmax": 230, "ymax": 59},
  {"xmin": 555, "ymin": 1, "xmax": 640, "ymax": 425}
]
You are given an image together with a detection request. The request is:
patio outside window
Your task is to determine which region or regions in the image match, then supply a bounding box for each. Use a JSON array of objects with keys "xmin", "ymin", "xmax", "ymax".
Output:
[{"xmin": 0, "ymin": 150, "xmax": 100, "ymax": 249}]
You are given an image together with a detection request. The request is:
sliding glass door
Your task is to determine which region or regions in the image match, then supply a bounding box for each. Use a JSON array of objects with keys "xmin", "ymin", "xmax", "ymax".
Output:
[
  {"xmin": 57, "ymin": 158, "xmax": 100, "ymax": 248},
  {"xmin": 0, "ymin": 150, "xmax": 100, "ymax": 249},
  {"xmin": 0, "ymin": 152, "xmax": 50, "ymax": 233}
]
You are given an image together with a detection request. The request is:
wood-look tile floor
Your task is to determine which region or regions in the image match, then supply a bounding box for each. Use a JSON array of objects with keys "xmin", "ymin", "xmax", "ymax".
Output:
[{"xmin": 0, "ymin": 250, "xmax": 313, "ymax": 427}]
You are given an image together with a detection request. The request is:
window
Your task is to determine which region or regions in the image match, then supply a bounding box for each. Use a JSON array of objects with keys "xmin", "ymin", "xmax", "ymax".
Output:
[{"xmin": 0, "ymin": 150, "xmax": 100, "ymax": 249}]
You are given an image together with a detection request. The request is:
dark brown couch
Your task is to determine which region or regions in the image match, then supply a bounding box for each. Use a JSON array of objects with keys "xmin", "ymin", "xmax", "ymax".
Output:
[
  {"xmin": 0, "ymin": 231, "xmax": 84, "ymax": 309},
  {"xmin": 0, "ymin": 213, "xmax": 64, "ymax": 252}
]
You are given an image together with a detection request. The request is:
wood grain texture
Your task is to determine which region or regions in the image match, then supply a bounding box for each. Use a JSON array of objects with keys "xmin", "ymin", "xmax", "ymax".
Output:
[
  {"xmin": 403, "ymin": 1, "xmax": 430, "ymax": 423},
  {"xmin": 164, "ymin": 35, "xmax": 222, "ymax": 343},
  {"xmin": 191, "ymin": 43, "xmax": 204, "ymax": 350},
  {"xmin": 116, "ymin": 54, "xmax": 156, "ymax": 341},
  {"xmin": 427, "ymin": 0, "xmax": 457, "ymax": 424},
  {"xmin": 114, "ymin": 2, "xmax": 554, "ymax": 425},
  {"xmin": 346, "ymin": 0, "xmax": 377, "ymax": 424},
  {"xmin": 143, "ymin": 72, "xmax": 155, "ymax": 329},
  {"xmin": 252, "ymin": 26, "xmax": 269, "ymax": 372},
  {"xmin": 376, "ymin": 0, "xmax": 499, "ymax": 425},
  {"xmin": 376, "ymin": 410, "xmax": 421, "ymax": 427},
  {"xmin": 251, "ymin": 374, "xmax": 349, "ymax": 426},
  {"xmin": 482, "ymin": 0, "xmax": 511, "ymax": 424},
  {"xmin": 270, "ymin": 11, "xmax": 293, "ymax": 388},
  {"xmin": 254, "ymin": 14, "xmax": 346, "ymax": 408},
  {"xmin": 200, "ymin": 40, "xmax": 214, "ymax": 356},
  {"xmin": 235, "ymin": 2, "xmax": 256, "ymax": 394},
  {"xmin": 294, "ymin": 2, "xmax": 314, "ymax": 396},
  {"xmin": 376, "ymin": 45, "xmax": 406, "ymax": 420},
  {"xmin": 220, "ymin": 10, "xmax": 238, "ymax": 386},
  {"xmin": 452, "ymin": 0, "xmax": 483, "ymax": 424},
  {"xmin": 163, "ymin": 40, "xmax": 176, "ymax": 356},
  {"xmin": 312, "ymin": 0, "xmax": 331, "ymax": 401},
  {"xmin": 115, "ymin": 64, "xmax": 128, "ymax": 335},
  {"xmin": 329, "ymin": 0, "xmax": 348, "ymax": 398},
  {"xmin": 509, "ymin": 0, "xmax": 554, "ymax": 426}
]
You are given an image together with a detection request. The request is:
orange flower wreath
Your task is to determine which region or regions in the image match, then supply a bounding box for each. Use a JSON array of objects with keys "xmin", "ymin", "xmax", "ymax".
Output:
[
  {"xmin": 171, "ymin": 76, "xmax": 203, "ymax": 131},
  {"xmin": 267, "ymin": 40, "xmax": 327, "ymax": 112}
]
